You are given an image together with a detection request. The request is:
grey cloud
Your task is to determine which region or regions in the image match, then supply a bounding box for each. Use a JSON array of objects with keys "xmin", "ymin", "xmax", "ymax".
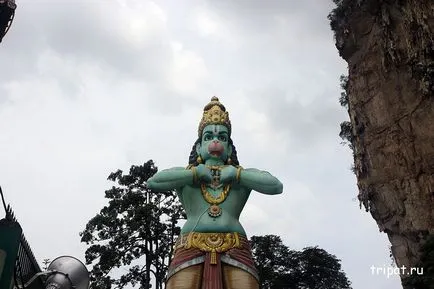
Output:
[
  {"xmin": 244, "ymin": 86, "xmax": 347, "ymax": 152},
  {"xmin": 205, "ymin": 0, "xmax": 333, "ymax": 13},
  {"xmin": 2, "ymin": 1, "xmax": 172, "ymax": 80},
  {"xmin": 204, "ymin": 0, "xmax": 336, "ymax": 38},
  {"xmin": 1, "ymin": 1, "xmax": 202, "ymax": 115},
  {"xmin": 38, "ymin": 1, "xmax": 171, "ymax": 80}
]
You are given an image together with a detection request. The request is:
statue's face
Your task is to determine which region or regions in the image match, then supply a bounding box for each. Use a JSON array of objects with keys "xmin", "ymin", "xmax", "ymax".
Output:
[{"xmin": 197, "ymin": 124, "xmax": 232, "ymax": 162}]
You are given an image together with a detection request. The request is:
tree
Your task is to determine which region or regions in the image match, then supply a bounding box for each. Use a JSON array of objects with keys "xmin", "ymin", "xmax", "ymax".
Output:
[
  {"xmin": 250, "ymin": 235, "xmax": 352, "ymax": 289},
  {"xmin": 42, "ymin": 258, "xmax": 51, "ymax": 271},
  {"xmin": 80, "ymin": 160, "xmax": 185, "ymax": 289}
]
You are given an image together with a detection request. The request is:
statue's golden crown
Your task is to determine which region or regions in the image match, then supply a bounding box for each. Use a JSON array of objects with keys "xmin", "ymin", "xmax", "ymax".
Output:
[{"xmin": 198, "ymin": 96, "xmax": 231, "ymax": 137}]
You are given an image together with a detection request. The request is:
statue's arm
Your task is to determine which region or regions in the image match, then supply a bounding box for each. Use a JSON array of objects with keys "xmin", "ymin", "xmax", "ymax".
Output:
[
  {"xmin": 238, "ymin": 168, "xmax": 283, "ymax": 195},
  {"xmin": 147, "ymin": 167, "xmax": 193, "ymax": 191}
]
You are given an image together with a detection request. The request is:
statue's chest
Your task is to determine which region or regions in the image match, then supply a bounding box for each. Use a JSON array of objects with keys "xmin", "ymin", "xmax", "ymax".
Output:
[
  {"xmin": 202, "ymin": 185, "xmax": 225, "ymax": 197},
  {"xmin": 200, "ymin": 184, "xmax": 230, "ymax": 204},
  {"xmin": 182, "ymin": 185, "xmax": 245, "ymax": 205}
]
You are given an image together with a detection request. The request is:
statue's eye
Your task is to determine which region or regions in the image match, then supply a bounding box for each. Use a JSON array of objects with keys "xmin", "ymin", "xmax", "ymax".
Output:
[
  {"xmin": 204, "ymin": 135, "xmax": 212, "ymax": 141},
  {"xmin": 218, "ymin": 135, "xmax": 227, "ymax": 142}
]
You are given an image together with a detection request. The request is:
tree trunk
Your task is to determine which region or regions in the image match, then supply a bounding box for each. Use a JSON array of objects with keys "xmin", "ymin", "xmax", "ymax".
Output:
[{"xmin": 329, "ymin": 0, "xmax": 433, "ymax": 287}]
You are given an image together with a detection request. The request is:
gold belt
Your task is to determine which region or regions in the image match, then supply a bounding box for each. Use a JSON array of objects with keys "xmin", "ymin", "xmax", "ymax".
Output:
[{"xmin": 175, "ymin": 232, "xmax": 243, "ymax": 264}]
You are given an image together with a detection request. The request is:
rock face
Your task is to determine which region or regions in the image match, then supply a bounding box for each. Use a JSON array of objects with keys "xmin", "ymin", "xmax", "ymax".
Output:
[{"xmin": 329, "ymin": 0, "xmax": 433, "ymax": 286}]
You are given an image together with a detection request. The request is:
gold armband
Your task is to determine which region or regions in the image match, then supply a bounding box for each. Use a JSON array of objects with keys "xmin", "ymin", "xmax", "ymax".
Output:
[
  {"xmin": 190, "ymin": 166, "xmax": 198, "ymax": 184},
  {"xmin": 236, "ymin": 166, "xmax": 243, "ymax": 183}
]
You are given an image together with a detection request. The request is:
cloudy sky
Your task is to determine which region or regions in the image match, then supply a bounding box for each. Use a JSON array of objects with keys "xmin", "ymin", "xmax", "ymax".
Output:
[{"xmin": 1, "ymin": 0, "xmax": 402, "ymax": 288}]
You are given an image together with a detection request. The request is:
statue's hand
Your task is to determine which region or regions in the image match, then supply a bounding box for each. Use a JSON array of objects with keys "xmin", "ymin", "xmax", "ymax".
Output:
[
  {"xmin": 220, "ymin": 165, "xmax": 237, "ymax": 184},
  {"xmin": 196, "ymin": 164, "xmax": 212, "ymax": 183}
]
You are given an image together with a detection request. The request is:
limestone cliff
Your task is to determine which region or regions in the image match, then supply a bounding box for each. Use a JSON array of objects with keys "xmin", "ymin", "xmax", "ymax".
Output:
[{"xmin": 329, "ymin": 0, "xmax": 433, "ymax": 287}]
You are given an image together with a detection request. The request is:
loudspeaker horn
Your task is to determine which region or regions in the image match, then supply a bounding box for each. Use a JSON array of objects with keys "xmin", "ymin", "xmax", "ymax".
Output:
[{"xmin": 45, "ymin": 256, "xmax": 89, "ymax": 289}]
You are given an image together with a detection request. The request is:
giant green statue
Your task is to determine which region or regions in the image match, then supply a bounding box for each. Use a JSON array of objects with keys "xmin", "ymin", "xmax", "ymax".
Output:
[{"xmin": 147, "ymin": 97, "xmax": 283, "ymax": 289}]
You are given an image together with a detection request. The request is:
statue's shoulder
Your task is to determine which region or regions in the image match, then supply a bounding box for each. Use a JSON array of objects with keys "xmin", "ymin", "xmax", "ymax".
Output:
[
  {"xmin": 161, "ymin": 166, "xmax": 186, "ymax": 172},
  {"xmin": 170, "ymin": 166, "xmax": 186, "ymax": 170},
  {"xmin": 242, "ymin": 167, "xmax": 266, "ymax": 174},
  {"xmin": 242, "ymin": 167, "xmax": 259, "ymax": 172},
  {"xmin": 243, "ymin": 167, "xmax": 272, "ymax": 174}
]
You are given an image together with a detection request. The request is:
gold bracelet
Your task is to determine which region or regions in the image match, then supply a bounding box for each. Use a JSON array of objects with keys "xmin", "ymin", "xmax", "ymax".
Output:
[
  {"xmin": 191, "ymin": 166, "xmax": 198, "ymax": 184},
  {"xmin": 236, "ymin": 166, "xmax": 243, "ymax": 183}
]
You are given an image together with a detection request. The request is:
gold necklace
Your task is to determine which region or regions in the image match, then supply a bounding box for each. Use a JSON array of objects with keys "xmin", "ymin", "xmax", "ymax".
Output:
[{"xmin": 200, "ymin": 183, "xmax": 231, "ymax": 218}]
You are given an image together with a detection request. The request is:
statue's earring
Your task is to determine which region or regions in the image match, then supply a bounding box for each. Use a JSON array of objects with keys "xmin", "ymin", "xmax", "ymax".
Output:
[
  {"xmin": 197, "ymin": 156, "xmax": 203, "ymax": 164},
  {"xmin": 227, "ymin": 158, "xmax": 232, "ymax": 165}
]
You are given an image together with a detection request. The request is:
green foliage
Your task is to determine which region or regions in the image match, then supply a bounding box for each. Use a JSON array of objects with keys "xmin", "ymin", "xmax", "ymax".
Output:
[
  {"xmin": 250, "ymin": 235, "xmax": 299, "ymax": 288},
  {"xmin": 339, "ymin": 121, "xmax": 354, "ymax": 151},
  {"xmin": 250, "ymin": 235, "xmax": 352, "ymax": 289},
  {"xmin": 337, "ymin": 73, "xmax": 353, "ymax": 152},
  {"xmin": 339, "ymin": 74, "xmax": 349, "ymax": 109},
  {"xmin": 402, "ymin": 234, "xmax": 434, "ymax": 289},
  {"xmin": 42, "ymin": 258, "xmax": 51, "ymax": 271},
  {"xmin": 336, "ymin": 74, "xmax": 354, "ymax": 153},
  {"xmin": 389, "ymin": 245, "xmax": 397, "ymax": 267},
  {"xmin": 327, "ymin": 0, "xmax": 354, "ymax": 38},
  {"xmin": 327, "ymin": 0, "xmax": 348, "ymax": 34},
  {"xmin": 80, "ymin": 160, "xmax": 185, "ymax": 289}
]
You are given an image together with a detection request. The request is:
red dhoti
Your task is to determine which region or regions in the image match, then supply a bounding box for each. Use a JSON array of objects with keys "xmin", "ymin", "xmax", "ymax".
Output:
[{"xmin": 166, "ymin": 232, "xmax": 259, "ymax": 289}]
